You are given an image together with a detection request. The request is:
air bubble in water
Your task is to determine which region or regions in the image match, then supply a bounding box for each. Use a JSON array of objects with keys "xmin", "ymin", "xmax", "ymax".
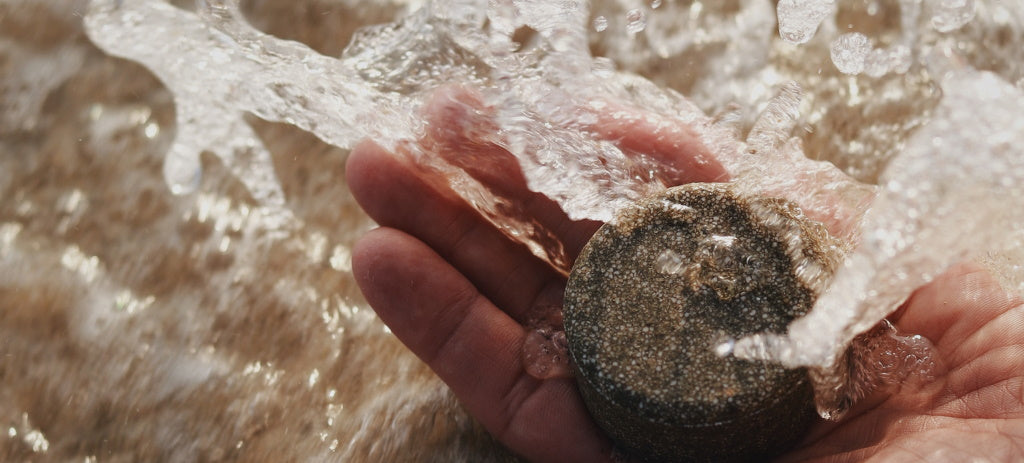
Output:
[
  {"xmin": 592, "ymin": 15, "xmax": 608, "ymax": 32},
  {"xmin": 825, "ymin": 320, "xmax": 944, "ymax": 418},
  {"xmin": 523, "ymin": 328, "xmax": 570, "ymax": 379},
  {"xmin": 830, "ymin": 33, "xmax": 872, "ymax": 75},
  {"xmin": 625, "ymin": 9, "xmax": 646, "ymax": 34},
  {"xmin": 522, "ymin": 308, "xmax": 570, "ymax": 379},
  {"xmin": 931, "ymin": 0, "xmax": 976, "ymax": 33}
]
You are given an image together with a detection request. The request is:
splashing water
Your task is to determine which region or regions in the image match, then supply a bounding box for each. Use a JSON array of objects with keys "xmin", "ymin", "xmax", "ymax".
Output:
[
  {"xmin": 777, "ymin": 0, "xmax": 836, "ymax": 44},
  {"xmin": 4, "ymin": 0, "xmax": 1024, "ymax": 458},
  {"xmin": 733, "ymin": 68, "xmax": 1024, "ymax": 416},
  {"xmin": 931, "ymin": 0, "xmax": 977, "ymax": 32},
  {"xmin": 75, "ymin": 0, "xmax": 1024, "ymax": 419}
]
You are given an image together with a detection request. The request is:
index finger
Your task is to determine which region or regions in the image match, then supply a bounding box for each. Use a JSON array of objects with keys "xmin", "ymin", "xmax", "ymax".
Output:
[{"xmin": 352, "ymin": 227, "xmax": 614, "ymax": 462}]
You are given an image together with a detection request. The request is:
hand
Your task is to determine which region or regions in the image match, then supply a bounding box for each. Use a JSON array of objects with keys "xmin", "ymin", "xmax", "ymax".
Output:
[
  {"xmin": 780, "ymin": 262, "xmax": 1024, "ymax": 462},
  {"xmin": 347, "ymin": 86, "xmax": 723, "ymax": 462},
  {"xmin": 348, "ymin": 140, "xmax": 611, "ymax": 462},
  {"xmin": 347, "ymin": 88, "xmax": 1024, "ymax": 462}
]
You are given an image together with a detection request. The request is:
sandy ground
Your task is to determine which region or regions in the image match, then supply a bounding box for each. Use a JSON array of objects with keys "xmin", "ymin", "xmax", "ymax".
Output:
[{"xmin": 1, "ymin": 1, "xmax": 518, "ymax": 461}]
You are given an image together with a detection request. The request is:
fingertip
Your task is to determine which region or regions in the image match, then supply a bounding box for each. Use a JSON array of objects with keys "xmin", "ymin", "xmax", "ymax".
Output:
[
  {"xmin": 350, "ymin": 226, "xmax": 388, "ymax": 288},
  {"xmin": 346, "ymin": 139, "xmax": 388, "ymax": 200},
  {"xmin": 351, "ymin": 226, "xmax": 430, "ymax": 282},
  {"xmin": 346, "ymin": 140, "xmax": 457, "ymax": 230},
  {"xmin": 351, "ymin": 226, "xmax": 472, "ymax": 338}
]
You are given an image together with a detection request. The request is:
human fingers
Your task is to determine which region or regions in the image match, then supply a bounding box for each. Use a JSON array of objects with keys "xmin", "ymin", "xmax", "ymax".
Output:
[
  {"xmin": 892, "ymin": 263, "xmax": 1023, "ymax": 363},
  {"xmin": 420, "ymin": 86, "xmax": 602, "ymax": 259},
  {"xmin": 347, "ymin": 140, "xmax": 563, "ymax": 323},
  {"xmin": 584, "ymin": 99, "xmax": 729, "ymax": 185},
  {"xmin": 418, "ymin": 86, "xmax": 731, "ymax": 258},
  {"xmin": 351, "ymin": 227, "xmax": 614, "ymax": 463},
  {"xmin": 891, "ymin": 263, "xmax": 1024, "ymax": 419}
]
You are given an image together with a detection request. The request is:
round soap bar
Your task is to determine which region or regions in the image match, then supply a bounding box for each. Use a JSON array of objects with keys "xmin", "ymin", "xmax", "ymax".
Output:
[{"xmin": 564, "ymin": 183, "xmax": 837, "ymax": 463}]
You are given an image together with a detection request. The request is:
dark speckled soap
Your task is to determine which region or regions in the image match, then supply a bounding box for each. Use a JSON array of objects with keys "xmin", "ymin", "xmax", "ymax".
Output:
[{"xmin": 564, "ymin": 183, "xmax": 838, "ymax": 463}]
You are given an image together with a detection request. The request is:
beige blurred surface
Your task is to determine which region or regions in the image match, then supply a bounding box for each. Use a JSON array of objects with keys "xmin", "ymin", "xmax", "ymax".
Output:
[{"xmin": 0, "ymin": 1, "xmax": 516, "ymax": 461}]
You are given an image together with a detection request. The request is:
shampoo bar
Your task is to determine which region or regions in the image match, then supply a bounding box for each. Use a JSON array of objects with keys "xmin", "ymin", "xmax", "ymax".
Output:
[{"xmin": 565, "ymin": 183, "xmax": 837, "ymax": 462}]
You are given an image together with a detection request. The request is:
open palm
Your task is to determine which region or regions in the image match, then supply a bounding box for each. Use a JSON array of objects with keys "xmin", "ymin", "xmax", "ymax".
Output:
[
  {"xmin": 348, "ymin": 89, "xmax": 1024, "ymax": 462},
  {"xmin": 780, "ymin": 262, "xmax": 1024, "ymax": 462}
]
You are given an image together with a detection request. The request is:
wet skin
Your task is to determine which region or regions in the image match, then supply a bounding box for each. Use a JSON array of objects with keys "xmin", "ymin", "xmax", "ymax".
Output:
[{"xmin": 347, "ymin": 88, "xmax": 1024, "ymax": 462}]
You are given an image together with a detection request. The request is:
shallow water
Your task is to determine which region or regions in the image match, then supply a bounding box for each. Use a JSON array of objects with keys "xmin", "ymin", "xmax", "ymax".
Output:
[
  {"xmin": 2, "ymin": 0, "xmax": 1023, "ymax": 460},
  {"xmin": 2, "ymin": 1, "xmax": 511, "ymax": 461}
]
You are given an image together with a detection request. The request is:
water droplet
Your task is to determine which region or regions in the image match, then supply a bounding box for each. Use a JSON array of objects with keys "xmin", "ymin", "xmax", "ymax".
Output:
[
  {"xmin": 931, "ymin": 0, "xmax": 976, "ymax": 32},
  {"xmin": 863, "ymin": 48, "xmax": 892, "ymax": 77},
  {"xmin": 659, "ymin": 200, "xmax": 697, "ymax": 220},
  {"xmin": 777, "ymin": 0, "xmax": 835, "ymax": 44},
  {"xmin": 523, "ymin": 327, "xmax": 571, "ymax": 379},
  {"xmin": 681, "ymin": 234, "xmax": 745, "ymax": 299},
  {"xmin": 650, "ymin": 0, "xmax": 662, "ymax": 9},
  {"xmin": 830, "ymin": 33, "xmax": 872, "ymax": 75},
  {"xmin": 522, "ymin": 307, "xmax": 570, "ymax": 379},
  {"xmin": 163, "ymin": 151, "xmax": 202, "ymax": 195},
  {"xmin": 705, "ymin": 234, "xmax": 737, "ymax": 266},
  {"xmin": 707, "ymin": 275, "xmax": 738, "ymax": 300},
  {"xmin": 866, "ymin": 0, "xmax": 880, "ymax": 15},
  {"xmin": 655, "ymin": 249, "xmax": 687, "ymax": 274},
  {"xmin": 143, "ymin": 122, "xmax": 160, "ymax": 138},
  {"xmin": 888, "ymin": 45, "xmax": 912, "ymax": 73},
  {"xmin": 625, "ymin": 9, "xmax": 646, "ymax": 34},
  {"xmin": 714, "ymin": 337, "xmax": 735, "ymax": 357},
  {"xmin": 592, "ymin": 15, "xmax": 608, "ymax": 32}
]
